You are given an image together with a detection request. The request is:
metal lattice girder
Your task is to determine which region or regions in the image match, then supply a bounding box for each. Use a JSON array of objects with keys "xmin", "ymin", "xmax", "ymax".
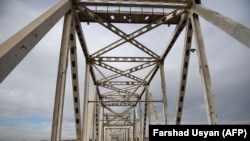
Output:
[
  {"xmin": 94, "ymin": 61, "xmax": 145, "ymax": 83},
  {"xmin": 104, "ymin": 106, "xmax": 134, "ymax": 125},
  {"xmin": 74, "ymin": 6, "xmax": 189, "ymax": 131},
  {"xmin": 125, "ymin": 64, "xmax": 159, "ymax": 100},
  {"xmin": 93, "ymin": 64, "xmax": 131, "ymax": 101},
  {"xmin": 77, "ymin": 0, "xmax": 190, "ymax": 24},
  {"xmin": 0, "ymin": 0, "xmax": 70, "ymax": 83},
  {"xmin": 2, "ymin": 0, "xmax": 249, "ymax": 140},
  {"xmin": 79, "ymin": 5, "xmax": 186, "ymax": 58},
  {"xmin": 102, "ymin": 85, "xmax": 140, "ymax": 96},
  {"xmin": 97, "ymin": 62, "xmax": 156, "ymax": 83},
  {"xmin": 104, "ymin": 113, "xmax": 130, "ymax": 122},
  {"xmin": 99, "ymin": 84, "xmax": 140, "ymax": 96}
]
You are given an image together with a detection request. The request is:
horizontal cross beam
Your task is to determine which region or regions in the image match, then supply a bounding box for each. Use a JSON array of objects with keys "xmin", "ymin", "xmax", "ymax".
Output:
[
  {"xmin": 89, "ymin": 100, "xmax": 162, "ymax": 103},
  {"xmin": 92, "ymin": 57, "xmax": 157, "ymax": 62},
  {"xmin": 77, "ymin": 1, "xmax": 189, "ymax": 9}
]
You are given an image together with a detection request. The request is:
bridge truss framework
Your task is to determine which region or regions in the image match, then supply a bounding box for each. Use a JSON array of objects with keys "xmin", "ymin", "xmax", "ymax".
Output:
[{"xmin": 0, "ymin": 0, "xmax": 249, "ymax": 141}]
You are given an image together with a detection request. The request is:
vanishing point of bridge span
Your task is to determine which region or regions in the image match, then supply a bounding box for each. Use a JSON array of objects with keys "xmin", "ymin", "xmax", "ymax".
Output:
[{"xmin": 0, "ymin": 0, "xmax": 249, "ymax": 141}]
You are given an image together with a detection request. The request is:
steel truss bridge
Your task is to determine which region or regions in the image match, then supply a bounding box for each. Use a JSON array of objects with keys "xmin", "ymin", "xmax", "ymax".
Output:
[{"xmin": 0, "ymin": 0, "xmax": 249, "ymax": 141}]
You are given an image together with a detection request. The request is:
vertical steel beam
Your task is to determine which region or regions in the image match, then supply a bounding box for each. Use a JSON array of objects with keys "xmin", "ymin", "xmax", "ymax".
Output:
[
  {"xmin": 192, "ymin": 4, "xmax": 250, "ymax": 48},
  {"xmin": 128, "ymin": 128, "xmax": 131, "ymax": 141},
  {"xmin": 159, "ymin": 62, "xmax": 169, "ymax": 124},
  {"xmin": 175, "ymin": 18, "xmax": 193, "ymax": 124},
  {"xmin": 143, "ymin": 90, "xmax": 148, "ymax": 140},
  {"xmin": 147, "ymin": 88, "xmax": 160, "ymax": 124},
  {"xmin": 104, "ymin": 128, "xmax": 107, "ymax": 141},
  {"xmin": 125, "ymin": 129, "xmax": 127, "ymax": 141},
  {"xmin": 191, "ymin": 13, "xmax": 218, "ymax": 124},
  {"xmin": 51, "ymin": 10, "xmax": 72, "ymax": 141},
  {"xmin": 96, "ymin": 96, "xmax": 100, "ymax": 141},
  {"xmin": 133, "ymin": 107, "xmax": 137, "ymax": 141},
  {"xmin": 146, "ymin": 87, "xmax": 151, "ymax": 126},
  {"xmin": 102, "ymin": 106, "xmax": 105, "ymax": 141},
  {"xmin": 0, "ymin": 0, "xmax": 70, "ymax": 82},
  {"xmin": 135, "ymin": 108, "xmax": 142, "ymax": 141},
  {"xmin": 81, "ymin": 63, "xmax": 90, "ymax": 141},
  {"xmin": 92, "ymin": 94, "xmax": 97, "ymax": 141},
  {"xmin": 124, "ymin": 129, "xmax": 126, "ymax": 141},
  {"xmin": 86, "ymin": 85, "xmax": 97, "ymax": 141},
  {"xmin": 126, "ymin": 129, "xmax": 128, "ymax": 141},
  {"xmin": 69, "ymin": 14, "xmax": 82, "ymax": 141},
  {"xmin": 97, "ymin": 103, "xmax": 103, "ymax": 141},
  {"xmin": 92, "ymin": 104, "xmax": 96, "ymax": 141},
  {"xmin": 138, "ymin": 101, "xmax": 143, "ymax": 141}
]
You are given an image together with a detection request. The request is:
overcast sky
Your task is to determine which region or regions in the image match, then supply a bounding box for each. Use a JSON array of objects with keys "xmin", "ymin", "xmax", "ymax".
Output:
[{"xmin": 0, "ymin": 0, "xmax": 250, "ymax": 141}]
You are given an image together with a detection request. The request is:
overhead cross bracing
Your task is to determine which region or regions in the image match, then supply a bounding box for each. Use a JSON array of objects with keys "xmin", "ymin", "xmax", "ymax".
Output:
[
  {"xmin": 0, "ymin": 0, "xmax": 250, "ymax": 141},
  {"xmin": 77, "ymin": 0, "xmax": 191, "ymax": 24}
]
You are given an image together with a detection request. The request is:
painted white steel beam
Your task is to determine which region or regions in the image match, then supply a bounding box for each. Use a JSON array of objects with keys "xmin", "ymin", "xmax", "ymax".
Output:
[
  {"xmin": 82, "ymin": 63, "xmax": 91, "ymax": 141},
  {"xmin": 86, "ymin": 86, "xmax": 97, "ymax": 141},
  {"xmin": 0, "ymin": 0, "xmax": 70, "ymax": 83},
  {"xmin": 135, "ymin": 106, "xmax": 143, "ymax": 141},
  {"xmin": 159, "ymin": 62, "xmax": 168, "ymax": 124},
  {"xmin": 147, "ymin": 87, "xmax": 160, "ymax": 124},
  {"xmin": 51, "ymin": 10, "xmax": 72, "ymax": 141},
  {"xmin": 175, "ymin": 18, "xmax": 193, "ymax": 124},
  {"xmin": 192, "ymin": 4, "xmax": 250, "ymax": 48},
  {"xmin": 191, "ymin": 13, "xmax": 218, "ymax": 124},
  {"xmin": 161, "ymin": 14, "xmax": 187, "ymax": 60},
  {"xmin": 98, "ymin": 105, "xmax": 103, "ymax": 141},
  {"xmin": 69, "ymin": 16, "xmax": 82, "ymax": 141},
  {"xmin": 74, "ymin": 12, "xmax": 90, "ymax": 61},
  {"xmin": 84, "ymin": 0, "xmax": 188, "ymax": 4},
  {"xmin": 142, "ymin": 89, "xmax": 148, "ymax": 139}
]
